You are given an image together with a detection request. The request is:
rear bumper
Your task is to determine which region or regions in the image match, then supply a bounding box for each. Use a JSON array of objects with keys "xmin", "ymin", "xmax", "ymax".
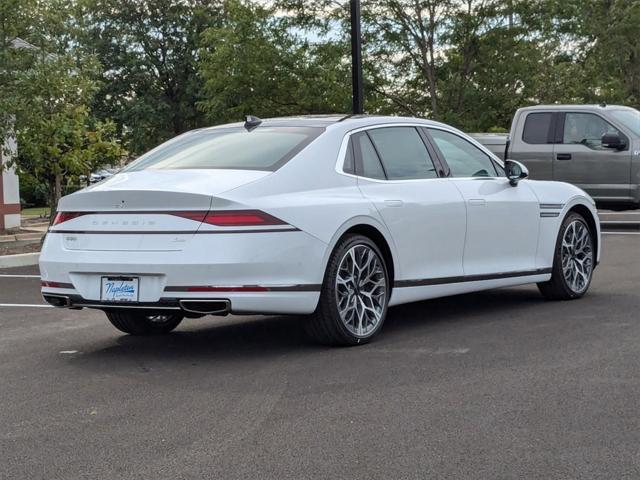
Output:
[{"xmin": 39, "ymin": 230, "xmax": 326, "ymax": 315}]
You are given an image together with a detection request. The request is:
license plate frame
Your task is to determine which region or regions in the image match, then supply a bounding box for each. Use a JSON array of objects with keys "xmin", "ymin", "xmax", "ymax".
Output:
[{"xmin": 100, "ymin": 276, "xmax": 140, "ymax": 303}]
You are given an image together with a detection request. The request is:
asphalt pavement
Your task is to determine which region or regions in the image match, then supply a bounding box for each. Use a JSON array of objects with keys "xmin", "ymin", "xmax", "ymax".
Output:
[{"xmin": 1, "ymin": 233, "xmax": 639, "ymax": 479}]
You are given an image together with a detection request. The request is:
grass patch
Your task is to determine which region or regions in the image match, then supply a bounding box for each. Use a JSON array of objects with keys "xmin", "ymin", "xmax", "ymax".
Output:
[{"xmin": 22, "ymin": 207, "xmax": 51, "ymax": 217}]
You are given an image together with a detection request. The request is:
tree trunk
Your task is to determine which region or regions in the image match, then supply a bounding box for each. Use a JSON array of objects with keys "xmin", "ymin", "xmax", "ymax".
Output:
[{"xmin": 53, "ymin": 173, "xmax": 62, "ymax": 209}]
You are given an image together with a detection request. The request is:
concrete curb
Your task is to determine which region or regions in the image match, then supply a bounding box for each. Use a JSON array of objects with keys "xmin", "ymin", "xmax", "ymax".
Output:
[
  {"xmin": 0, "ymin": 232, "xmax": 45, "ymax": 243},
  {"xmin": 0, "ymin": 252, "xmax": 40, "ymax": 268}
]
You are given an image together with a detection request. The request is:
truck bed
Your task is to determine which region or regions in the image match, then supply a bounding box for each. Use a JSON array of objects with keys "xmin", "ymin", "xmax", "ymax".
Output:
[{"xmin": 470, "ymin": 133, "xmax": 508, "ymax": 159}]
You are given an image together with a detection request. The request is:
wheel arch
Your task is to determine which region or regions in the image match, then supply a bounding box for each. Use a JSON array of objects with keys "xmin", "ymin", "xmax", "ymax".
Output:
[
  {"xmin": 566, "ymin": 203, "xmax": 600, "ymax": 265},
  {"xmin": 322, "ymin": 217, "xmax": 398, "ymax": 288}
]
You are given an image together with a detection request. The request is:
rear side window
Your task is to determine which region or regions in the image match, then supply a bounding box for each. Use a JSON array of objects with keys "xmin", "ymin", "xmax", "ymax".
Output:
[
  {"xmin": 367, "ymin": 127, "xmax": 438, "ymax": 180},
  {"xmin": 353, "ymin": 132, "xmax": 386, "ymax": 180},
  {"xmin": 522, "ymin": 113, "xmax": 553, "ymax": 144},
  {"xmin": 123, "ymin": 127, "xmax": 323, "ymax": 172},
  {"xmin": 343, "ymin": 140, "xmax": 355, "ymax": 174}
]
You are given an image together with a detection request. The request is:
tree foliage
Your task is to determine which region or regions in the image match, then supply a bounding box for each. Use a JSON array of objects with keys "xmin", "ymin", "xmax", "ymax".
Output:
[
  {"xmin": 1, "ymin": 0, "xmax": 123, "ymax": 209},
  {"xmin": 198, "ymin": 0, "xmax": 351, "ymax": 123}
]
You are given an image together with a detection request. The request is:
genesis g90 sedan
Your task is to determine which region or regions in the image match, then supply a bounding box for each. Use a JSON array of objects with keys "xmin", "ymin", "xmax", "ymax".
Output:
[{"xmin": 40, "ymin": 115, "xmax": 600, "ymax": 345}]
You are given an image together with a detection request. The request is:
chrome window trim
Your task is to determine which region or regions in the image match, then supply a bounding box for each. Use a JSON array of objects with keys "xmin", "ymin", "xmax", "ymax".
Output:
[
  {"xmin": 425, "ymin": 126, "xmax": 506, "ymax": 179},
  {"xmin": 334, "ymin": 122, "xmax": 506, "ymax": 183}
]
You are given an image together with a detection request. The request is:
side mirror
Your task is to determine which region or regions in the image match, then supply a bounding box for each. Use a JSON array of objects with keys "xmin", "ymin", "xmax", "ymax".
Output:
[
  {"xmin": 602, "ymin": 133, "xmax": 626, "ymax": 150},
  {"xmin": 505, "ymin": 159, "xmax": 529, "ymax": 187}
]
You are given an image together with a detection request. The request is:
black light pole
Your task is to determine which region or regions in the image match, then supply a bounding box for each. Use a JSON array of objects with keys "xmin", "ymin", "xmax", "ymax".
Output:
[{"xmin": 350, "ymin": 0, "xmax": 364, "ymax": 114}]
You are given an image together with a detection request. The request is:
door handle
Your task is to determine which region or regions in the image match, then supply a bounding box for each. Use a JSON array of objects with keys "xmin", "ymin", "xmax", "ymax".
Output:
[
  {"xmin": 468, "ymin": 198, "xmax": 486, "ymax": 207},
  {"xmin": 556, "ymin": 153, "xmax": 572, "ymax": 160},
  {"xmin": 384, "ymin": 199, "xmax": 403, "ymax": 207}
]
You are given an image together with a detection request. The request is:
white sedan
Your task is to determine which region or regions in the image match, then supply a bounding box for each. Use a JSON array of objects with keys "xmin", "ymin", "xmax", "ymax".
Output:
[{"xmin": 40, "ymin": 115, "xmax": 600, "ymax": 346}]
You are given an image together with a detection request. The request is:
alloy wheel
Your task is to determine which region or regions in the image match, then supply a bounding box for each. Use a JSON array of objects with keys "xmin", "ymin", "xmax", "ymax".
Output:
[
  {"xmin": 561, "ymin": 220, "xmax": 594, "ymax": 294},
  {"xmin": 335, "ymin": 244, "xmax": 387, "ymax": 337}
]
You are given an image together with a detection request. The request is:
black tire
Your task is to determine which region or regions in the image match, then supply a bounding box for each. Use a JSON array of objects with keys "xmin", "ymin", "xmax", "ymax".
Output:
[
  {"xmin": 106, "ymin": 311, "xmax": 184, "ymax": 335},
  {"xmin": 305, "ymin": 234, "xmax": 390, "ymax": 346},
  {"xmin": 537, "ymin": 212, "xmax": 595, "ymax": 301}
]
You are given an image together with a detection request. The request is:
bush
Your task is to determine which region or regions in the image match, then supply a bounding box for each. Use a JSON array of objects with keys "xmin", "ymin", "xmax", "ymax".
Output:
[{"xmin": 19, "ymin": 175, "xmax": 48, "ymax": 209}]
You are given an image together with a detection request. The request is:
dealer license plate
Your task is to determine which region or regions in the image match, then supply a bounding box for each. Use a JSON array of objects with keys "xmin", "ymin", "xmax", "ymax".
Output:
[{"xmin": 101, "ymin": 277, "xmax": 139, "ymax": 303}]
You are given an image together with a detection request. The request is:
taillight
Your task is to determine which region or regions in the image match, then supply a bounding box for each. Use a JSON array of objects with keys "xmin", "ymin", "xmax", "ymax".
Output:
[
  {"xmin": 170, "ymin": 210, "xmax": 285, "ymax": 226},
  {"xmin": 169, "ymin": 211, "xmax": 208, "ymax": 223},
  {"xmin": 202, "ymin": 210, "xmax": 286, "ymax": 227},
  {"xmin": 52, "ymin": 212, "xmax": 88, "ymax": 225}
]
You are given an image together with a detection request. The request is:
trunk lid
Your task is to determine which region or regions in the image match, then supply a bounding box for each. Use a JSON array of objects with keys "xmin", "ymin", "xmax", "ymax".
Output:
[{"xmin": 52, "ymin": 169, "xmax": 270, "ymax": 252}]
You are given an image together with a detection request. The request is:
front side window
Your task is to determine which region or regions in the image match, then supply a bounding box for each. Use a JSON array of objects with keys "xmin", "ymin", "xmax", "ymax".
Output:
[
  {"xmin": 609, "ymin": 109, "xmax": 640, "ymax": 136},
  {"xmin": 522, "ymin": 112, "xmax": 553, "ymax": 144},
  {"xmin": 367, "ymin": 127, "xmax": 438, "ymax": 180},
  {"xmin": 562, "ymin": 113, "xmax": 622, "ymax": 150},
  {"xmin": 123, "ymin": 127, "xmax": 323, "ymax": 172},
  {"xmin": 428, "ymin": 129, "xmax": 499, "ymax": 178}
]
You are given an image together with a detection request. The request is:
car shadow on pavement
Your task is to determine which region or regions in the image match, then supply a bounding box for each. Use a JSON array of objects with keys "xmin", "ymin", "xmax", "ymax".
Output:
[{"xmin": 69, "ymin": 286, "xmax": 546, "ymax": 368}]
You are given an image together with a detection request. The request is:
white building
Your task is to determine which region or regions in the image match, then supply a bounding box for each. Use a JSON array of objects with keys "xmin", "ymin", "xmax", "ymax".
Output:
[
  {"xmin": 0, "ymin": 133, "xmax": 20, "ymax": 230},
  {"xmin": 0, "ymin": 38, "xmax": 35, "ymax": 231}
]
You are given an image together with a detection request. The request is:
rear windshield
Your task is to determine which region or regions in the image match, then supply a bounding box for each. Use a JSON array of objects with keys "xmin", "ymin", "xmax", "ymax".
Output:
[{"xmin": 122, "ymin": 127, "xmax": 324, "ymax": 172}]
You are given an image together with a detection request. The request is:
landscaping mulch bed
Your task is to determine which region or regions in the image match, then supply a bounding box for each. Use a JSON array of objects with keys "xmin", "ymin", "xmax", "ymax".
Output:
[{"xmin": 0, "ymin": 242, "xmax": 41, "ymax": 256}]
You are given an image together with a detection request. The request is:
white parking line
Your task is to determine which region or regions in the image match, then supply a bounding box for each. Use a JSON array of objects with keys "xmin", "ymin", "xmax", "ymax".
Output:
[
  {"xmin": 603, "ymin": 232, "xmax": 640, "ymax": 236},
  {"xmin": 0, "ymin": 303, "xmax": 53, "ymax": 308},
  {"xmin": 0, "ymin": 274, "xmax": 40, "ymax": 278}
]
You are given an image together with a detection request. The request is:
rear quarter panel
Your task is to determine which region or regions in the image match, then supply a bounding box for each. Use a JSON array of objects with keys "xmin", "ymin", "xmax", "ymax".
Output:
[{"xmin": 213, "ymin": 127, "xmax": 403, "ymax": 282}]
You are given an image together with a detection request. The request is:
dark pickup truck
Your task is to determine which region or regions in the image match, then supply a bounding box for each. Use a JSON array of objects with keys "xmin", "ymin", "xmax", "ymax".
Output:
[{"xmin": 472, "ymin": 104, "xmax": 640, "ymax": 209}]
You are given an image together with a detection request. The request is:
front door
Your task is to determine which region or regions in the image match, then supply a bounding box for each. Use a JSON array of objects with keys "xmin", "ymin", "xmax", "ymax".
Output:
[
  {"xmin": 427, "ymin": 127, "xmax": 540, "ymax": 276},
  {"xmin": 553, "ymin": 112, "xmax": 632, "ymax": 203}
]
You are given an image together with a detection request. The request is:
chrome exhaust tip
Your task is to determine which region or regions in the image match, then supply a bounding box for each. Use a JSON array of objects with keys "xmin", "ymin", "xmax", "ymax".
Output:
[
  {"xmin": 179, "ymin": 299, "xmax": 230, "ymax": 315},
  {"xmin": 42, "ymin": 294, "xmax": 72, "ymax": 308}
]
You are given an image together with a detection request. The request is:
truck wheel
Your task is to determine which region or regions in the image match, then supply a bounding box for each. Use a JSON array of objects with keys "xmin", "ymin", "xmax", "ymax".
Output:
[
  {"xmin": 305, "ymin": 234, "xmax": 390, "ymax": 346},
  {"xmin": 537, "ymin": 212, "xmax": 595, "ymax": 300},
  {"xmin": 106, "ymin": 311, "xmax": 183, "ymax": 335}
]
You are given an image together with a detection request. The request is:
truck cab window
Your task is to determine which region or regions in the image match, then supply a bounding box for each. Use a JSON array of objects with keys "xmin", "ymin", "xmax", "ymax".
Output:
[
  {"xmin": 562, "ymin": 113, "xmax": 622, "ymax": 150},
  {"xmin": 522, "ymin": 113, "xmax": 553, "ymax": 144}
]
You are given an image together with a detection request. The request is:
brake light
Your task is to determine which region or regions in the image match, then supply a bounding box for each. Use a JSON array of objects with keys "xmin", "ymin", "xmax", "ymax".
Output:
[
  {"xmin": 52, "ymin": 212, "xmax": 88, "ymax": 225},
  {"xmin": 169, "ymin": 211, "xmax": 208, "ymax": 222},
  {"xmin": 202, "ymin": 210, "xmax": 286, "ymax": 227},
  {"xmin": 170, "ymin": 210, "xmax": 284, "ymax": 226}
]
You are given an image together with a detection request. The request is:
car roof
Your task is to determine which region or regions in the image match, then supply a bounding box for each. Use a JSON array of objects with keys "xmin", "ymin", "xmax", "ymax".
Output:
[
  {"xmin": 517, "ymin": 104, "xmax": 635, "ymax": 112},
  {"xmin": 200, "ymin": 114, "xmax": 451, "ymax": 131}
]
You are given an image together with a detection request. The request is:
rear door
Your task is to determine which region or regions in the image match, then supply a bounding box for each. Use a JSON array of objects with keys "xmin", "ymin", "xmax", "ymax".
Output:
[
  {"xmin": 426, "ymin": 127, "xmax": 540, "ymax": 276},
  {"xmin": 351, "ymin": 126, "xmax": 467, "ymax": 283},
  {"xmin": 553, "ymin": 111, "xmax": 632, "ymax": 202},
  {"xmin": 510, "ymin": 111, "xmax": 555, "ymax": 180}
]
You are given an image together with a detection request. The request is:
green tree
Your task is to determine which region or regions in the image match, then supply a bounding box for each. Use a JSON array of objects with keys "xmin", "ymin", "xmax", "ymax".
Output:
[
  {"xmin": 198, "ymin": 0, "xmax": 351, "ymax": 123},
  {"xmin": 9, "ymin": 52, "xmax": 123, "ymax": 208},
  {"xmin": 75, "ymin": 0, "xmax": 223, "ymax": 155},
  {"xmin": 0, "ymin": 0, "xmax": 123, "ymax": 210}
]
